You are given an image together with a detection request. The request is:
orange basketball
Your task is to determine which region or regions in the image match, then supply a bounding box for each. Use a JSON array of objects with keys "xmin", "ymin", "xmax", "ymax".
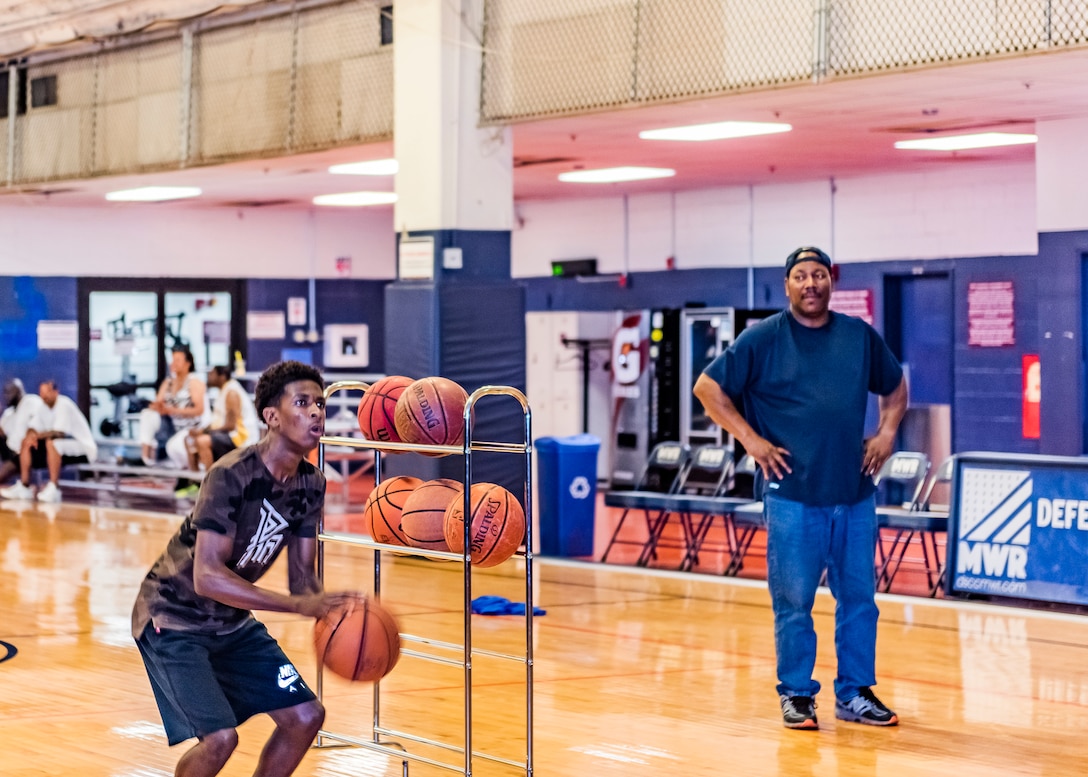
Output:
[
  {"xmin": 400, "ymin": 478, "xmax": 463, "ymax": 551},
  {"xmin": 394, "ymin": 377, "xmax": 469, "ymax": 452},
  {"xmin": 357, "ymin": 375, "xmax": 413, "ymax": 444},
  {"xmin": 314, "ymin": 599, "xmax": 401, "ymax": 682},
  {"xmin": 443, "ymin": 482, "xmax": 525, "ymax": 568},
  {"xmin": 362, "ymin": 476, "xmax": 422, "ymax": 546}
]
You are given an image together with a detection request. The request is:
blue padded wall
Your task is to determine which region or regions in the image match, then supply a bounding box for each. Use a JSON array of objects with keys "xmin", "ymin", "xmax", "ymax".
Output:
[
  {"xmin": 0, "ymin": 275, "xmax": 79, "ymax": 402},
  {"xmin": 244, "ymin": 278, "xmax": 388, "ymax": 374}
]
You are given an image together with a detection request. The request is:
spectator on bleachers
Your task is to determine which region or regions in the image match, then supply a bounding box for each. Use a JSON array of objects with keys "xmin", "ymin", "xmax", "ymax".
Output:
[
  {"xmin": 137, "ymin": 344, "xmax": 207, "ymax": 468},
  {"xmin": 184, "ymin": 365, "xmax": 261, "ymax": 472},
  {"xmin": 0, "ymin": 378, "xmax": 44, "ymax": 484},
  {"xmin": 0, "ymin": 379, "xmax": 98, "ymax": 503}
]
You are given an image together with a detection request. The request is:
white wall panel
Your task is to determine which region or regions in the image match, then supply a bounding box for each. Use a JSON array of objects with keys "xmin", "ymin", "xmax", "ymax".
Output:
[
  {"xmin": 674, "ymin": 186, "xmax": 754, "ymax": 269},
  {"xmin": 513, "ymin": 161, "xmax": 1038, "ymax": 277},
  {"xmin": 0, "ymin": 206, "xmax": 395, "ymax": 279},
  {"xmin": 627, "ymin": 192, "xmax": 674, "ymax": 272},
  {"xmin": 1036, "ymin": 118, "xmax": 1088, "ymax": 233},
  {"xmin": 835, "ymin": 161, "xmax": 1037, "ymax": 260},
  {"xmin": 512, "ymin": 197, "xmax": 626, "ymax": 277},
  {"xmin": 751, "ymin": 180, "xmax": 834, "ymax": 265}
]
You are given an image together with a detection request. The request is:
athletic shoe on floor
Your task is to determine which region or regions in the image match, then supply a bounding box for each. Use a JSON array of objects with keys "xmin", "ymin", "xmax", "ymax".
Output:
[
  {"xmin": 0, "ymin": 481, "xmax": 35, "ymax": 500},
  {"xmin": 37, "ymin": 481, "xmax": 62, "ymax": 503},
  {"xmin": 174, "ymin": 484, "xmax": 200, "ymax": 499},
  {"xmin": 780, "ymin": 695, "xmax": 818, "ymax": 730},
  {"xmin": 835, "ymin": 687, "xmax": 898, "ymax": 726}
]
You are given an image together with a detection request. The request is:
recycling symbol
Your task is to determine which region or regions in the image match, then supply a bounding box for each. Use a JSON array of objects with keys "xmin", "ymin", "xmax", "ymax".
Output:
[{"xmin": 569, "ymin": 476, "xmax": 591, "ymax": 500}]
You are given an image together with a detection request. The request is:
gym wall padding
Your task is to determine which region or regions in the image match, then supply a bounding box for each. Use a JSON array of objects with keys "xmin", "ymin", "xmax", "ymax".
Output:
[
  {"xmin": 245, "ymin": 278, "xmax": 388, "ymax": 373},
  {"xmin": 383, "ymin": 280, "xmax": 527, "ymax": 500},
  {"xmin": 0, "ymin": 276, "xmax": 79, "ymax": 404}
]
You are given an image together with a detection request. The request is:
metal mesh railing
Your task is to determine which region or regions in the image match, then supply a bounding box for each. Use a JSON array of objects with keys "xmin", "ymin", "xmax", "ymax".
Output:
[
  {"xmin": 0, "ymin": 0, "xmax": 393, "ymax": 186},
  {"xmin": 481, "ymin": 0, "xmax": 1088, "ymax": 123}
]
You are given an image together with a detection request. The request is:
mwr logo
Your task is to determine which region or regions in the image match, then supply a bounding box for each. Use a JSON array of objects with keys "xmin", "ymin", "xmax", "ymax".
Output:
[{"xmin": 956, "ymin": 468, "xmax": 1033, "ymax": 580}]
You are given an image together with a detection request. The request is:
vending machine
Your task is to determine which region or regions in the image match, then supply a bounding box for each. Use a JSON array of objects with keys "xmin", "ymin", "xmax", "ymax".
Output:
[{"xmin": 679, "ymin": 307, "xmax": 778, "ymax": 448}]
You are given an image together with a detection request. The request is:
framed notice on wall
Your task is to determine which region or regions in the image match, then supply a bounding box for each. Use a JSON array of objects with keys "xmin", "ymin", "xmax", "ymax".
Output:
[
  {"xmin": 398, "ymin": 237, "xmax": 435, "ymax": 281},
  {"xmin": 967, "ymin": 281, "xmax": 1015, "ymax": 347}
]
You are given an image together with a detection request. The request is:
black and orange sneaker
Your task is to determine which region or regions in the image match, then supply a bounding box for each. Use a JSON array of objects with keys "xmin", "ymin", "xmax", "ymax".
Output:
[{"xmin": 780, "ymin": 695, "xmax": 818, "ymax": 730}]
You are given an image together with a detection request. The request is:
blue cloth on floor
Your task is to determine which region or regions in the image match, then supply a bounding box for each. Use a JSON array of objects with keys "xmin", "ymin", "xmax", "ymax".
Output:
[{"xmin": 471, "ymin": 595, "xmax": 545, "ymax": 616}]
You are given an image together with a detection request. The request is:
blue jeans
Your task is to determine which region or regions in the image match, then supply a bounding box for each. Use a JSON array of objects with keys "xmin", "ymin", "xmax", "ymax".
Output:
[{"xmin": 764, "ymin": 493, "xmax": 879, "ymax": 701}]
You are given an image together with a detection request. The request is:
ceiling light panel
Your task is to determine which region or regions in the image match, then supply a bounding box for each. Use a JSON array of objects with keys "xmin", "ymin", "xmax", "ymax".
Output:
[
  {"xmin": 105, "ymin": 186, "xmax": 202, "ymax": 202},
  {"xmin": 559, "ymin": 167, "xmax": 676, "ymax": 183},
  {"xmin": 640, "ymin": 121, "xmax": 792, "ymax": 142},
  {"xmin": 894, "ymin": 132, "xmax": 1038, "ymax": 151},
  {"xmin": 312, "ymin": 191, "xmax": 398, "ymax": 206},
  {"xmin": 328, "ymin": 159, "xmax": 399, "ymax": 175}
]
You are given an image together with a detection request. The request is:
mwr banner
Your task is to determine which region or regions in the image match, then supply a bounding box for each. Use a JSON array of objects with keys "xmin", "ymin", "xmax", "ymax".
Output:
[{"xmin": 951, "ymin": 461, "xmax": 1088, "ymax": 606}]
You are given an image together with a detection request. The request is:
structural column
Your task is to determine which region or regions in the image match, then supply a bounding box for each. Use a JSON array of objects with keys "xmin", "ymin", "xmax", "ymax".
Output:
[{"xmin": 385, "ymin": 0, "xmax": 525, "ymax": 488}]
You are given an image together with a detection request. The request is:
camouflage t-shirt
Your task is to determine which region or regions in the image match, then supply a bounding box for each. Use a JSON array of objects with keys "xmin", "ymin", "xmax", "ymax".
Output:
[{"xmin": 131, "ymin": 444, "xmax": 325, "ymax": 638}]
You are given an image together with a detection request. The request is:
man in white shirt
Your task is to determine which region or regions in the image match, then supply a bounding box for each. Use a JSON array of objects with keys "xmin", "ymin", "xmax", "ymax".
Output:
[
  {"xmin": 0, "ymin": 379, "xmax": 44, "ymax": 485},
  {"xmin": 0, "ymin": 380, "xmax": 98, "ymax": 503}
]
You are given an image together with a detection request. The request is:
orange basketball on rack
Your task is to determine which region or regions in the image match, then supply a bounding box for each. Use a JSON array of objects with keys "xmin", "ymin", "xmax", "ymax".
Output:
[
  {"xmin": 444, "ymin": 482, "xmax": 525, "ymax": 568},
  {"xmin": 357, "ymin": 375, "xmax": 413, "ymax": 444},
  {"xmin": 394, "ymin": 377, "xmax": 469, "ymax": 453},
  {"xmin": 314, "ymin": 599, "xmax": 401, "ymax": 682},
  {"xmin": 362, "ymin": 476, "xmax": 422, "ymax": 546},
  {"xmin": 400, "ymin": 478, "xmax": 463, "ymax": 551}
]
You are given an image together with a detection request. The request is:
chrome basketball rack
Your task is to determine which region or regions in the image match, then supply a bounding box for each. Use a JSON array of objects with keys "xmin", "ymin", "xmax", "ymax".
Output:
[{"xmin": 315, "ymin": 380, "xmax": 535, "ymax": 777}]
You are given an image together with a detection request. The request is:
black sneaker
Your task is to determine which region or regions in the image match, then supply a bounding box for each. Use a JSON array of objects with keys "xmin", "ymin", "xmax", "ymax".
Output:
[
  {"xmin": 780, "ymin": 695, "xmax": 818, "ymax": 730},
  {"xmin": 835, "ymin": 687, "xmax": 898, "ymax": 726}
]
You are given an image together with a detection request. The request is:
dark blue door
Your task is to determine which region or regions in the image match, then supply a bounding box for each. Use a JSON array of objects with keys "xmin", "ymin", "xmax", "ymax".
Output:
[{"xmin": 898, "ymin": 275, "xmax": 953, "ymax": 405}]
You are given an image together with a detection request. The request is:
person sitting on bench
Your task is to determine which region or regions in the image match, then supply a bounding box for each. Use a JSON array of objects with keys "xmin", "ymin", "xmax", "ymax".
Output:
[
  {"xmin": 0, "ymin": 378, "xmax": 44, "ymax": 485},
  {"xmin": 0, "ymin": 379, "xmax": 98, "ymax": 503},
  {"xmin": 183, "ymin": 364, "xmax": 260, "ymax": 476},
  {"xmin": 137, "ymin": 345, "xmax": 207, "ymax": 468}
]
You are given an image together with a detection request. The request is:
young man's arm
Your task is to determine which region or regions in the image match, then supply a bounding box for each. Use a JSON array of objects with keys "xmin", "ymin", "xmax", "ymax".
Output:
[{"xmin": 192, "ymin": 530, "xmax": 357, "ymax": 619}]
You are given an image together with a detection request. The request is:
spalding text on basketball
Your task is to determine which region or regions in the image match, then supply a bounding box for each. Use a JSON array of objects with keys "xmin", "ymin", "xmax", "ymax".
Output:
[
  {"xmin": 471, "ymin": 496, "xmax": 502, "ymax": 552},
  {"xmin": 413, "ymin": 383, "xmax": 442, "ymax": 429}
]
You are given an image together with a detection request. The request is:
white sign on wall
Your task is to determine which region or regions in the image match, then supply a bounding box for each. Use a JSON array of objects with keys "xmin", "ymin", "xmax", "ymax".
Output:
[
  {"xmin": 37, "ymin": 320, "xmax": 78, "ymax": 350},
  {"xmin": 399, "ymin": 237, "xmax": 435, "ymax": 280}
]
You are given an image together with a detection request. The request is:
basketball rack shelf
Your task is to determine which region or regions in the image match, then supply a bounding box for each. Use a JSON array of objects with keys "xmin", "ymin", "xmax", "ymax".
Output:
[{"xmin": 315, "ymin": 380, "xmax": 535, "ymax": 777}]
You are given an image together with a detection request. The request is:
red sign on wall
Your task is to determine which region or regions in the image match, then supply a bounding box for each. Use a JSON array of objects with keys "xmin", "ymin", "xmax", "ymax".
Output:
[
  {"xmin": 830, "ymin": 289, "xmax": 874, "ymax": 325},
  {"xmin": 1023, "ymin": 354, "xmax": 1040, "ymax": 439},
  {"xmin": 968, "ymin": 281, "xmax": 1015, "ymax": 347}
]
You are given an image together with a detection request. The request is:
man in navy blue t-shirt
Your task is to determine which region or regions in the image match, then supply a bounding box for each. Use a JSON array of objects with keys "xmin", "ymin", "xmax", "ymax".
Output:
[{"xmin": 694, "ymin": 246, "xmax": 908, "ymax": 731}]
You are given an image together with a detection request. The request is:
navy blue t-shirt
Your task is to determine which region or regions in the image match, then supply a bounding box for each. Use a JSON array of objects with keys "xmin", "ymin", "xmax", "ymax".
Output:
[{"xmin": 703, "ymin": 309, "xmax": 903, "ymax": 506}]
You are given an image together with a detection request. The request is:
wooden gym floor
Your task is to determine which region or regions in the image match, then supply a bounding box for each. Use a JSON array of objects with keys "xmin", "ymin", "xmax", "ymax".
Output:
[{"xmin": 4, "ymin": 493, "xmax": 1088, "ymax": 777}]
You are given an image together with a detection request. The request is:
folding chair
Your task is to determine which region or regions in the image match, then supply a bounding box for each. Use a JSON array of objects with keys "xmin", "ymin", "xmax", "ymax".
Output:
[
  {"xmin": 600, "ymin": 442, "xmax": 691, "ymax": 564},
  {"xmin": 638, "ymin": 444, "xmax": 736, "ymax": 570},
  {"xmin": 877, "ymin": 455, "xmax": 953, "ymax": 596},
  {"xmin": 874, "ymin": 450, "xmax": 931, "ymax": 509}
]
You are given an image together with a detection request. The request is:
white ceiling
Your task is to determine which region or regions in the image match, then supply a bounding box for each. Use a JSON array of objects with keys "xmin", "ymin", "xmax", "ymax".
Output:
[{"xmin": 3, "ymin": 3, "xmax": 1088, "ymax": 210}]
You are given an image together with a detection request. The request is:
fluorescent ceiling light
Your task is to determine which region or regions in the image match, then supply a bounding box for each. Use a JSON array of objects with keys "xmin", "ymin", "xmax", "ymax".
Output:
[
  {"xmin": 328, "ymin": 158, "xmax": 399, "ymax": 175},
  {"xmin": 640, "ymin": 121, "xmax": 792, "ymax": 142},
  {"xmin": 559, "ymin": 166, "xmax": 676, "ymax": 183},
  {"xmin": 895, "ymin": 132, "xmax": 1037, "ymax": 151},
  {"xmin": 312, "ymin": 191, "xmax": 397, "ymax": 207},
  {"xmin": 105, "ymin": 186, "xmax": 202, "ymax": 202}
]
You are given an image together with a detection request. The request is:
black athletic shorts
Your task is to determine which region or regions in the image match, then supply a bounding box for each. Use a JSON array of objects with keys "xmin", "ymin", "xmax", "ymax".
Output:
[
  {"xmin": 28, "ymin": 440, "xmax": 88, "ymax": 469},
  {"xmin": 135, "ymin": 619, "xmax": 317, "ymax": 746},
  {"xmin": 208, "ymin": 431, "xmax": 236, "ymax": 462}
]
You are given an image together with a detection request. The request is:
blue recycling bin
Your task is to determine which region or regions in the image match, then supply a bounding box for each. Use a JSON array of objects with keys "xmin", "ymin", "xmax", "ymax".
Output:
[{"xmin": 536, "ymin": 434, "xmax": 600, "ymax": 557}]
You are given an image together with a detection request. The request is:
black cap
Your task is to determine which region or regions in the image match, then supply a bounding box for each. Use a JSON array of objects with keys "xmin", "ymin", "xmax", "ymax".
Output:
[{"xmin": 785, "ymin": 246, "xmax": 832, "ymax": 277}]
